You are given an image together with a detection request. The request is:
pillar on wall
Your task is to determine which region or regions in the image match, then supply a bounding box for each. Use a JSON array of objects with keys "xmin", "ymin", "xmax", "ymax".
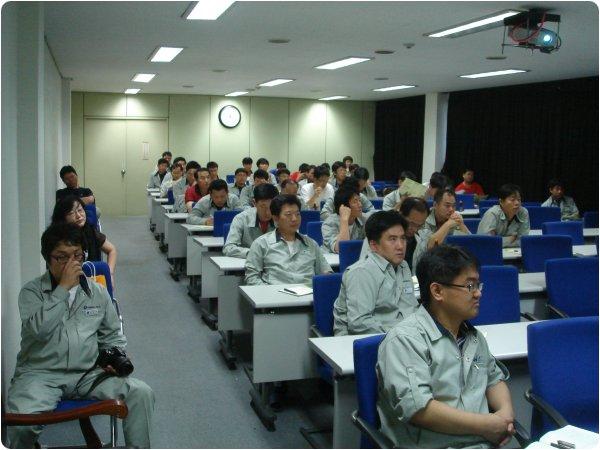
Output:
[
  {"xmin": 422, "ymin": 92, "xmax": 449, "ymax": 183},
  {"xmin": 60, "ymin": 77, "xmax": 72, "ymax": 167}
]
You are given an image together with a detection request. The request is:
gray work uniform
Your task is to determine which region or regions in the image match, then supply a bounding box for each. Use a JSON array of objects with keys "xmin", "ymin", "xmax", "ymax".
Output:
[
  {"xmin": 147, "ymin": 170, "xmax": 165, "ymax": 189},
  {"xmin": 320, "ymin": 194, "xmax": 375, "ymax": 220},
  {"xmin": 377, "ymin": 306, "xmax": 507, "ymax": 448},
  {"xmin": 477, "ymin": 205, "xmax": 530, "ymax": 247},
  {"xmin": 238, "ymin": 185, "xmax": 255, "ymax": 210},
  {"xmin": 321, "ymin": 214, "xmax": 367, "ymax": 254},
  {"xmin": 7, "ymin": 273, "xmax": 154, "ymax": 448},
  {"xmin": 358, "ymin": 232, "xmax": 424, "ymax": 273},
  {"xmin": 244, "ymin": 230, "xmax": 332, "ymax": 285},
  {"xmin": 382, "ymin": 189, "xmax": 402, "ymax": 211},
  {"xmin": 171, "ymin": 178, "xmax": 189, "ymax": 213},
  {"xmin": 362, "ymin": 184, "xmax": 378, "ymax": 199},
  {"xmin": 333, "ymin": 252, "xmax": 417, "ymax": 335},
  {"xmin": 186, "ymin": 194, "xmax": 240, "ymax": 225},
  {"xmin": 541, "ymin": 195, "xmax": 580, "ymax": 221},
  {"xmin": 222, "ymin": 208, "xmax": 275, "ymax": 258}
]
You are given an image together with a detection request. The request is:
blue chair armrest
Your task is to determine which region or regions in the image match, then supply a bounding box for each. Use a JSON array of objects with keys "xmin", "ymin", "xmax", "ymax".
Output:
[
  {"xmin": 524, "ymin": 389, "xmax": 569, "ymax": 429},
  {"xmin": 546, "ymin": 304, "xmax": 569, "ymax": 319},
  {"xmin": 513, "ymin": 419, "xmax": 532, "ymax": 448},
  {"xmin": 351, "ymin": 410, "xmax": 394, "ymax": 449}
]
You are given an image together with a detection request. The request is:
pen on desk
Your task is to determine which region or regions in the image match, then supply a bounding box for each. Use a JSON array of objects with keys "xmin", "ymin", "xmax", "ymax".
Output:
[{"xmin": 558, "ymin": 440, "xmax": 575, "ymax": 448}]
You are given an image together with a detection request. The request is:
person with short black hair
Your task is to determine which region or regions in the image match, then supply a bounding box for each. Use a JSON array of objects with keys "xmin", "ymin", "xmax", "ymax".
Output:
[
  {"xmin": 147, "ymin": 157, "xmax": 169, "ymax": 188},
  {"xmin": 223, "ymin": 184, "xmax": 279, "ymax": 258},
  {"xmin": 56, "ymin": 166, "xmax": 95, "ymax": 205},
  {"xmin": 342, "ymin": 155, "xmax": 354, "ymax": 172},
  {"xmin": 322, "ymin": 188, "xmax": 369, "ymax": 253},
  {"xmin": 206, "ymin": 161, "xmax": 220, "ymax": 181},
  {"xmin": 159, "ymin": 156, "xmax": 187, "ymax": 191},
  {"xmin": 242, "ymin": 157, "xmax": 254, "ymax": 178},
  {"xmin": 455, "ymin": 168, "xmax": 485, "ymax": 197},
  {"xmin": 162, "ymin": 150, "xmax": 172, "ymax": 164},
  {"xmin": 239, "ymin": 169, "xmax": 270, "ymax": 209},
  {"xmin": 298, "ymin": 164, "xmax": 316, "ymax": 187},
  {"xmin": 290, "ymin": 163, "xmax": 309, "ymax": 183},
  {"xmin": 333, "ymin": 210, "xmax": 418, "ymax": 335},
  {"xmin": 280, "ymin": 179, "xmax": 309, "ymax": 209},
  {"xmin": 377, "ymin": 244, "xmax": 514, "ymax": 448},
  {"xmin": 382, "ymin": 170, "xmax": 418, "ymax": 210},
  {"xmin": 541, "ymin": 179, "xmax": 579, "ymax": 220},
  {"xmin": 160, "ymin": 163, "xmax": 184, "ymax": 198},
  {"xmin": 187, "ymin": 179, "xmax": 240, "ymax": 225},
  {"xmin": 256, "ymin": 157, "xmax": 278, "ymax": 184},
  {"xmin": 329, "ymin": 161, "xmax": 347, "ymax": 191},
  {"xmin": 299, "ymin": 165, "xmax": 335, "ymax": 210},
  {"xmin": 6, "ymin": 223, "xmax": 154, "ymax": 448},
  {"xmin": 244, "ymin": 194, "xmax": 332, "ymax": 285},
  {"xmin": 320, "ymin": 176, "xmax": 375, "ymax": 220},
  {"xmin": 276, "ymin": 162, "xmax": 287, "ymax": 169},
  {"xmin": 173, "ymin": 161, "xmax": 200, "ymax": 213},
  {"xmin": 353, "ymin": 167, "xmax": 377, "ymax": 199},
  {"xmin": 185, "ymin": 167, "xmax": 210, "ymax": 213},
  {"xmin": 229, "ymin": 167, "xmax": 249, "ymax": 197},
  {"xmin": 477, "ymin": 184, "xmax": 530, "ymax": 247},
  {"xmin": 276, "ymin": 168, "xmax": 291, "ymax": 191}
]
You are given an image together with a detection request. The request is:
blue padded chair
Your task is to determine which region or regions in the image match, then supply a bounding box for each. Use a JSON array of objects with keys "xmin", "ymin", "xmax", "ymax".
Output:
[
  {"xmin": 455, "ymin": 193, "xmax": 475, "ymax": 209},
  {"xmin": 83, "ymin": 261, "xmax": 122, "ymax": 333},
  {"xmin": 527, "ymin": 206, "xmax": 561, "ymax": 229},
  {"xmin": 478, "ymin": 199, "xmax": 499, "ymax": 209},
  {"xmin": 446, "ymin": 235, "xmax": 503, "ymax": 266},
  {"xmin": 339, "ymin": 240, "xmax": 363, "ymax": 273},
  {"xmin": 371, "ymin": 181, "xmax": 385, "ymax": 194},
  {"xmin": 473, "ymin": 266, "xmax": 522, "ymax": 325},
  {"xmin": 351, "ymin": 335, "xmax": 391, "ymax": 449},
  {"xmin": 542, "ymin": 221, "xmax": 584, "ymax": 245},
  {"xmin": 166, "ymin": 188, "xmax": 175, "ymax": 205},
  {"xmin": 521, "ymin": 202, "xmax": 540, "ymax": 208},
  {"xmin": 226, "ymin": 174, "xmax": 235, "ymax": 184},
  {"xmin": 479, "ymin": 207, "xmax": 490, "ymax": 219},
  {"xmin": 426, "ymin": 199, "xmax": 433, "ymax": 208},
  {"xmin": 84, "ymin": 204, "xmax": 99, "ymax": 230},
  {"xmin": 371, "ymin": 199, "xmax": 383, "ymax": 210},
  {"xmin": 223, "ymin": 223, "xmax": 231, "ymax": 242},
  {"xmin": 521, "ymin": 235, "xmax": 573, "ymax": 272},
  {"xmin": 584, "ymin": 211, "xmax": 599, "ymax": 228},
  {"xmin": 545, "ymin": 257, "xmax": 599, "ymax": 318},
  {"xmin": 463, "ymin": 218, "xmax": 481, "ymax": 234},
  {"xmin": 306, "ymin": 221, "xmax": 323, "ymax": 246},
  {"xmin": 525, "ymin": 317, "xmax": 599, "ymax": 440},
  {"xmin": 300, "ymin": 210, "xmax": 320, "ymax": 234},
  {"xmin": 213, "ymin": 210, "xmax": 241, "ymax": 237}
]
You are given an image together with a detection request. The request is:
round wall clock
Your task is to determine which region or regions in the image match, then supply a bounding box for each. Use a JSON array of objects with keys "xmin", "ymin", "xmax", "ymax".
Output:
[{"xmin": 218, "ymin": 105, "xmax": 241, "ymax": 128}]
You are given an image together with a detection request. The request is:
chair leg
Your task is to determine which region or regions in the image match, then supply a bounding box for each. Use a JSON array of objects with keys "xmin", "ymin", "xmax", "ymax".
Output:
[
  {"xmin": 78, "ymin": 418, "xmax": 102, "ymax": 448},
  {"xmin": 109, "ymin": 416, "xmax": 117, "ymax": 448}
]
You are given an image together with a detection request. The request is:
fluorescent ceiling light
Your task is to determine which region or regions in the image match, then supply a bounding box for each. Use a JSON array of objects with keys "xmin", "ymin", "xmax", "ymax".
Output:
[
  {"xmin": 426, "ymin": 10, "xmax": 521, "ymax": 38},
  {"xmin": 373, "ymin": 85, "xmax": 416, "ymax": 92},
  {"xmin": 184, "ymin": 0, "xmax": 235, "ymax": 20},
  {"xmin": 460, "ymin": 69, "xmax": 528, "ymax": 79},
  {"xmin": 132, "ymin": 73, "xmax": 156, "ymax": 83},
  {"xmin": 149, "ymin": 46, "xmax": 184, "ymax": 62},
  {"xmin": 318, "ymin": 96, "xmax": 348, "ymax": 101},
  {"xmin": 225, "ymin": 91, "xmax": 248, "ymax": 97},
  {"xmin": 124, "ymin": 89, "xmax": 141, "ymax": 94},
  {"xmin": 259, "ymin": 78, "xmax": 294, "ymax": 87},
  {"xmin": 315, "ymin": 57, "xmax": 371, "ymax": 70}
]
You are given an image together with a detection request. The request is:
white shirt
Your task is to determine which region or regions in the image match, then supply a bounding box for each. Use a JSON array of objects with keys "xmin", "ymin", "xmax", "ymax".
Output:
[{"xmin": 299, "ymin": 182, "xmax": 335, "ymax": 210}]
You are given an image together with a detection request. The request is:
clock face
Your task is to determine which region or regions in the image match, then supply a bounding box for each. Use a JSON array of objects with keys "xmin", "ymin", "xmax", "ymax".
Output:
[{"xmin": 219, "ymin": 105, "xmax": 241, "ymax": 128}]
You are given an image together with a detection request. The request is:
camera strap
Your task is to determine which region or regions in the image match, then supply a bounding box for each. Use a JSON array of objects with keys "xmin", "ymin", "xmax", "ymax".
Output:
[{"xmin": 74, "ymin": 364, "xmax": 116, "ymax": 398}]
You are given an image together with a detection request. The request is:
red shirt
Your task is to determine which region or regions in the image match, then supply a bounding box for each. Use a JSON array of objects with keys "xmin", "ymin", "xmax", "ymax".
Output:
[
  {"xmin": 185, "ymin": 184, "xmax": 206, "ymax": 204},
  {"xmin": 455, "ymin": 181, "xmax": 484, "ymax": 196}
]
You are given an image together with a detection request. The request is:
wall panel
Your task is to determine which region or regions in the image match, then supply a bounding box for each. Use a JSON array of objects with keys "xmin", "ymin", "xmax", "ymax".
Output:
[
  {"xmin": 288, "ymin": 99, "xmax": 326, "ymax": 170},
  {"xmin": 168, "ymin": 94, "xmax": 210, "ymax": 163},
  {"xmin": 249, "ymin": 97, "xmax": 289, "ymax": 168},
  {"xmin": 325, "ymin": 101, "xmax": 362, "ymax": 165}
]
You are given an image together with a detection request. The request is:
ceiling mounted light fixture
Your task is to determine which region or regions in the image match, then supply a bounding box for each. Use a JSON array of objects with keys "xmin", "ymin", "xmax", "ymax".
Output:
[
  {"xmin": 124, "ymin": 88, "xmax": 140, "ymax": 94},
  {"xmin": 225, "ymin": 91, "xmax": 248, "ymax": 97},
  {"xmin": 258, "ymin": 79, "xmax": 294, "ymax": 87},
  {"xmin": 460, "ymin": 69, "xmax": 528, "ymax": 78},
  {"xmin": 132, "ymin": 73, "xmax": 156, "ymax": 83},
  {"xmin": 373, "ymin": 85, "xmax": 416, "ymax": 92},
  {"xmin": 183, "ymin": 0, "xmax": 235, "ymax": 20},
  {"xmin": 149, "ymin": 46, "xmax": 184, "ymax": 62},
  {"xmin": 315, "ymin": 57, "xmax": 371, "ymax": 70},
  {"xmin": 318, "ymin": 96, "xmax": 348, "ymax": 101},
  {"xmin": 425, "ymin": 9, "xmax": 521, "ymax": 38}
]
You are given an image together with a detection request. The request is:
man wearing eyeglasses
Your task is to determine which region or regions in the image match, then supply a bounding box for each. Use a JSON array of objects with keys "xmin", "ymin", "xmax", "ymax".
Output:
[
  {"xmin": 6, "ymin": 223, "xmax": 154, "ymax": 448},
  {"xmin": 377, "ymin": 244, "xmax": 515, "ymax": 448}
]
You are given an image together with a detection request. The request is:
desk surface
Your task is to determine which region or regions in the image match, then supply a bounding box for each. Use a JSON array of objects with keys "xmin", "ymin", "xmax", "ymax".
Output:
[
  {"xmin": 181, "ymin": 224, "xmax": 214, "ymax": 233},
  {"xmin": 165, "ymin": 213, "xmax": 189, "ymax": 220},
  {"xmin": 153, "ymin": 197, "xmax": 169, "ymax": 204},
  {"xmin": 458, "ymin": 208, "xmax": 479, "ymax": 216},
  {"xmin": 240, "ymin": 284, "xmax": 314, "ymax": 308},
  {"xmin": 211, "ymin": 256, "xmax": 246, "ymax": 271},
  {"xmin": 503, "ymin": 244, "xmax": 597, "ymax": 260},
  {"xmin": 193, "ymin": 236, "xmax": 224, "ymax": 248},
  {"xmin": 147, "ymin": 188, "xmax": 160, "ymax": 193},
  {"xmin": 529, "ymin": 228, "xmax": 598, "ymax": 237},
  {"xmin": 162, "ymin": 205, "xmax": 174, "ymax": 212}
]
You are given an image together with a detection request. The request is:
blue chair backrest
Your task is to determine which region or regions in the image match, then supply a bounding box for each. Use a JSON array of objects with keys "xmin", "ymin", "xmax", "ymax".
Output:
[
  {"xmin": 527, "ymin": 317, "xmax": 599, "ymax": 439},
  {"xmin": 226, "ymin": 174, "xmax": 235, "ymax": 184},
  {"xmin": 371, "ymin": 199, "xmax": 383, "ymax": 210},
  {"xmin": 269, "ymin": 168, "xmax": 277, "ymax": 175},
  {"xmin": 521, "ymin": 202, "xmax": 540, "ymax": 208},
  {"xmin": 545, "ymin": 257, "xmax": 599, "ymax": 317},
  {"xmin": 312, "ymin": 273, "xmax": 343, "ymax": 337},
  {"xmin": 55, "ymin": 399, "xmax": 102, "ymax": 412},
  {"xmin": 527, "ymin": 206, "xmax": 561, "ymax": 229},
  {"xmin": 213, "ymin": 210, "xmax": 241, "ymax": 237},
  {"xmin": 478, "ymin": 199, "xmax": 498, "ymax": 209},
  {"xmin": 371, "ymin": 181, "xmax": 385, "ymax": 192},
  {"xmin": 584, "ymin": 211, "xmax": 599, "ymax": 228},
  {"xmin": 82, "ymin": 261, "xmax": 114, "ymax": 299},
  {"xmin": 455, "ymin": 193, "xmax": 475, "ymax": 209},
  {"xmin": 521, "ymin": 235, "xmax": 573, "ymax": 272},
  {"xmin": 473, "ymin": 265, "xmax": 520, "ymax": 325},
  {"xmin": 306, "ymin": 221, "xmax": 323, "ymax": 246},
  {"xmin": 167, "ymin": 188, "xmax": 175, "ymax": 205},
  {"xmin": 426, "ymin": 199, "xmax": 433, "ymax": 208},
  {"xmin": 84, "ymin": 204, "xmax": 98, "ymax": 229},
  {"xmin": 446, "ymin": 235, "xmax": 503, "ymax": 266},
  {"xmin": 542, "ymin": 221, "xmax": 584, "ymax": 245},
  {"xmin": 479, "ymin": 207, "xmax": 490, "ymax": 219},
  {"xmin": 354, "ymin": 334, "xmax": 386, "ymax": 449},
  {"xmin": 223, "ymin": 223, "xmax": 231, "ymax": 241},
  {"xmin": 300, "ymin": 210, "xmax": 320, "ymax": 234},
  {"xmin": 339, "ymin": 240, "xmax": 364, "ymax": 272},
  {"xmin": 463, "ymin": 218, "xmax": 481, "ymax": 234}
]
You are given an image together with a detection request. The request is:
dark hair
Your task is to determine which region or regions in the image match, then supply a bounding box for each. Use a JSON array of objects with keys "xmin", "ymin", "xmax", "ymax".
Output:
[
  {"xmin": 429, "ymin": 172, "xmax": 449, "ymax": 190},
  {"xmin": 276, "ymin": 168, "xmax": 290, "ymax": 178},
  {"xmin": 162, "ymin": 151, "xmax": 172, "ymax": 157},
  {"xmin": 332, "ymin": 161, "xmax": 344, "ymax": 173},
  {"xmin": 349, "ymin": 163, "xmax": 360, "ymax": 172},
  {"xmin": 242, "ymin": 157, "xmax": 253, "ymax": 165},
  {"xmin": 256, "ymin": 157, "xmax": 269, "ymax": 167},
  {"xmin": 254, "ymin": 183, "xmax": 279, "ymax": 202},
  {"xmin": 353, "ymin": 167, "xmax": 370, "ymax": 181},
  {"xmin": 157, "ymin": 158, "xmax": 169, "ymax": 166},
  {"xmin": 463, "ymin": 168, "xmax": 474, "ymax": 174},
  {"xmin": 299, "ymin": 163, "xmax": 310, "ymax": 172},
  {"xmin": 314, "ymin": 165, "xmax": 330, "ymax": 179},
  {"xmin": 340, "ymin": 176, "xmax": 360, "ymax": 193},
  {"xmin": 208, "ymin": 179, "xmax": 228, "ymax": 193},
  {"xmin": 52, "ymin": 196, "xmax": 85, "ymax": 224},
  {"xmin": 234, "ymin": 167, "xmax": 247, "ymax": 175},
  {"xmin": 400, "ymin": 197, "xmax": 429, "ymax": 217},
  {"xmin": 59, "ymin": 165, "xmax": 77, "ymax": 180},
  {"xmin": 399, "ymin": 170, "xmax": 417, "ymax": 182},
  {"xmin": 172, "ymin": 156, "xmax": 186, "ymax": 166},
  {"xmin": 270, "ymin": 194, "xmax": 301, "ymax": 216},
  {"xmin": 416, "ymin": 244, "xmax": 480, "ymax": 306},
  {"xmin": 547, "ymin": 178, "xmax": 563, "ymax": 190},
  {"xmin": 433, "ymin": 187, "xmax": 456, "ymax": 204},
  {"xmin": 342, "ymin": 155, "xmax": 353, "ymax": 163},
  {"xmin": 498, "ymin": 183, "xmax": 522, "ymax": 200},
  {"xmin": 206, "ymin": 161, "xmax": 219, "ymax": 170},
  {"xmin": 186, "ymin": 161, "xmax": 201, "ymax": 171},
  {"xmin": 41, "ymin": 223, "xmax": 87, "ymax": 263},
  {"xmin": 334, "ymin": 188, "xmax": 359, "ymax": 214},
  {"xmin": 280, "ymin": 179, "xmax": 297, "ymax": 190},
  {"xmin": 365, "ymin": 210, "xmax": 407, "ymax": 243},
  {"xmin": 321, "ymin": 162, "xmax": 331, "ymax": 170},
  {"xmin": 253, "ymin": 169, "xmax": 270, "ymax": 181},
  {"xmin": 276, "ymin": 162, "xmax": 287, "ymax": 169}
]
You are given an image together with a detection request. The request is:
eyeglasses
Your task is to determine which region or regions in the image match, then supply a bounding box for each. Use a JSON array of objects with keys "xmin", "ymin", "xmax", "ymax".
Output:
[
  {"xmin": 66, "ymin": 207, "xmax": 85, "ymax": 217},
  {"xmin": 50, "ymin": 252, "xmax": 85, "ymax": 264},
  {"xmin": 439, "ymin": 281, "xmax": 484, "ymax": 293}
]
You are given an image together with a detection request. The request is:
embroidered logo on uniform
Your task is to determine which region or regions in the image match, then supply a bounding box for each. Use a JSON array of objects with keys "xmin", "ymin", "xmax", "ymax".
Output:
[{"xmin": 83, "ymin": 305, "xmax": 100, "ymax": 316}]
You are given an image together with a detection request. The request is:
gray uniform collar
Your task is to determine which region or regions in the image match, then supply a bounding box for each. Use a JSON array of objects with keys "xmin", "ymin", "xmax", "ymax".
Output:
[
  {"xmin": 275, "ymin": 229, "xmax": 307, "ymax": 246},
  {"xmin": 414, "ymin": 306, "xmax": 476, "ymax": 343},
  {"xmin": 496, "ymin": 205, "xmax": 527, "ymax": 223}
]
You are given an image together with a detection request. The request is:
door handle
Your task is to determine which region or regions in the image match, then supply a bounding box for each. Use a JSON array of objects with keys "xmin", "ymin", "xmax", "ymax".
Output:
[{"xmin": 121, "ymin": 169, "xmax": 126, "ymax": 175}]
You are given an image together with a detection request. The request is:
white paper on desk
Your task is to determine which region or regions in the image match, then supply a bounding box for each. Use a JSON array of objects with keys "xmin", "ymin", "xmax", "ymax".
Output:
[
  {"xmin": 279, "ymin": 286, "xmax": 313, "ymax": 296},
  {"xmin": 530, "ymin": 425, "xmax": 600, "ymax": 449}
]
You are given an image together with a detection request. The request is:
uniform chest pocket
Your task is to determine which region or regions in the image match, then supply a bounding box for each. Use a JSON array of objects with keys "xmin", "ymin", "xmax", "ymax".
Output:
[{"xmin": 82, "ymin": 305, "xmax": 102, "ymax": 317}]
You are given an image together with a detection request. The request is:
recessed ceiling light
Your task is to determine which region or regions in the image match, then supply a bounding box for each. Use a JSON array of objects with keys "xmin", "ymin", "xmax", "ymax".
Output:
[
  {"xmin": 486, "ymin": 55, "xmax": 507, "ymax": 60},
  {"xmin": 183, "ymin": 0, "xmax": 235, "ymax": 20},
  {"xmin": 124, "ymin": 89, "xmax": 140, "ymax": 94},
  {"xmin": 460, "ymin": 69, "xmax": 529, "ymax": 79},
  {"xmin": 315, "ymin": 57, "xmax": 371, "ymax": 70},
  {"xmin": 182, "ymin": 85, "xmax": 194, "ymax": 88},
  {"xmin": 310, "ymin": 89, "xmax": 322, "ymax": 93},
  {"xmin": 268, "ymin": 38, "xmax": 290, "ymax": 44},
  {"xmin": 258, "ymin": 79, "xmax": 294, "ymax": 87},
  {"xmin": 374, "ymin": 49, "xmax": 395, "ymax": 55},
  {"xmin": 132, "ymin": 73, "xmax": 156, "ymax": 83},
  {"xmin": 149, "ymin": 46, "xmax": 184, "ymax": 62},
  {"xmin": 318, "ymin": 96, "xmax": 348, "ymax": 101},
  {"xmin": 373, "ymin": 85, "xmax": 417, "ymax": 92},
  {"xmin": 212, "ymin": 69, "xmax": 227, "ymax": 73},
  {"xmin": 425, "ymin": 10, "xmax": 521, "ymax": 38},
  {"xmin": 225, "ymin": 91, "xmax": 248, "ymax": 97},
  {"xmin": 374, "ymin": 77, "xmax": 389, "ymax": 81}
]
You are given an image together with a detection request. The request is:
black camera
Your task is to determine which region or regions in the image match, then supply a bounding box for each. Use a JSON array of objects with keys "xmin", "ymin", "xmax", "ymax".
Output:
[{"xmin": 97, "ymin": 347, "xmax": 134, "ymax": 377}]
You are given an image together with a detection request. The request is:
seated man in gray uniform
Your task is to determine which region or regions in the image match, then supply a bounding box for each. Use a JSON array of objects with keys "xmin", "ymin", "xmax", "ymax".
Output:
[
  {"xmin": 245, "ymin": 194, "xmax": 332, "ymax": 285},
  {"xmin": 280, "ymin": 179, "xmax": 309, "ymax": 210},
  {"xmin": 6, "ymin": 224, "xmax": 154, "ymax": 448},
  {"xmin": 320, "ymin": 176, "xmax": 375, "ymax": 220},
  {"xmin": 238, "ymin": 169, "xmax": 270, "ymax": 210},
  {"xmin": 223, "ymin": 183, "xmax": 279, "ymax": 258},
  {"xmin": 322, "ymin": 187, "xmax": 369, "ymax": 254},
  {"xmin": 377, "ymin": 244, "xmax": 514, "ymax": 448},
  {"xmin": 353, "ymin": 167, "xmax": 378, "ymax": 199},
  {"xmin": 333, "ymin": 210, "xmax": 418, "ymax": 335},
  {"xmin": 541, "ymin": 178, "xmax": 580, "ymax": 221},
  {"xmin": 147, "ymin": 157, "xmax": 169, "ymax": 189},
  {"xmin": 477, "ymin": 183, "xmax": 530, "ymax": 247},
  {"xmin": 187, "ymin": 179, "xmax": 240, "ymax": 225},
  {"xmin": 228, "ymin": 167, "xmax": 249, "ymax": 198}
]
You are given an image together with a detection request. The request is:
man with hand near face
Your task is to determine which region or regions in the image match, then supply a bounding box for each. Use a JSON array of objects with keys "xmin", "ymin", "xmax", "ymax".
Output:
[
  {"xmin": 299, "ymin": 165, "xmax": 335, "ymax": 211},
  {"xmin": 322, "ymin": 188, "xmax": 369, "ymax": 254},
  {"xmin": 187, "ymin": 179, "xmax": 240, "ymax": 226}
]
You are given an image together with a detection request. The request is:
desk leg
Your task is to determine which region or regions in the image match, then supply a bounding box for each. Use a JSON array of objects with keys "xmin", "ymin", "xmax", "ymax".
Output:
[
  {"xmin": 219, "ymin": 330, "xmax": 237, "ymax": 370},
  {"xmin": 249, "ymin": 381, "xmax": 276, "ymax": 431},
  {"xmin": 333, "ymin": 376, "xmax": 360, "ymax": 449},
  {"xmin": 199, "ymin": 297, "xmax": 218, "ymax": 330},
  {"xmin": 217, "ymin": 274, "xmax": 247, "ymax": 370}
]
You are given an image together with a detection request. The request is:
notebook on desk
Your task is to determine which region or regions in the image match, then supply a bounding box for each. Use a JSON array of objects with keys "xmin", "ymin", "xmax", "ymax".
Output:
[
  {"xmin": 279, "ymin": 286, "xmax": 313, "ymax": 296},
  {"xmin": 526, "ymin": 425, "xmax": 599, "ymax": 449}
]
